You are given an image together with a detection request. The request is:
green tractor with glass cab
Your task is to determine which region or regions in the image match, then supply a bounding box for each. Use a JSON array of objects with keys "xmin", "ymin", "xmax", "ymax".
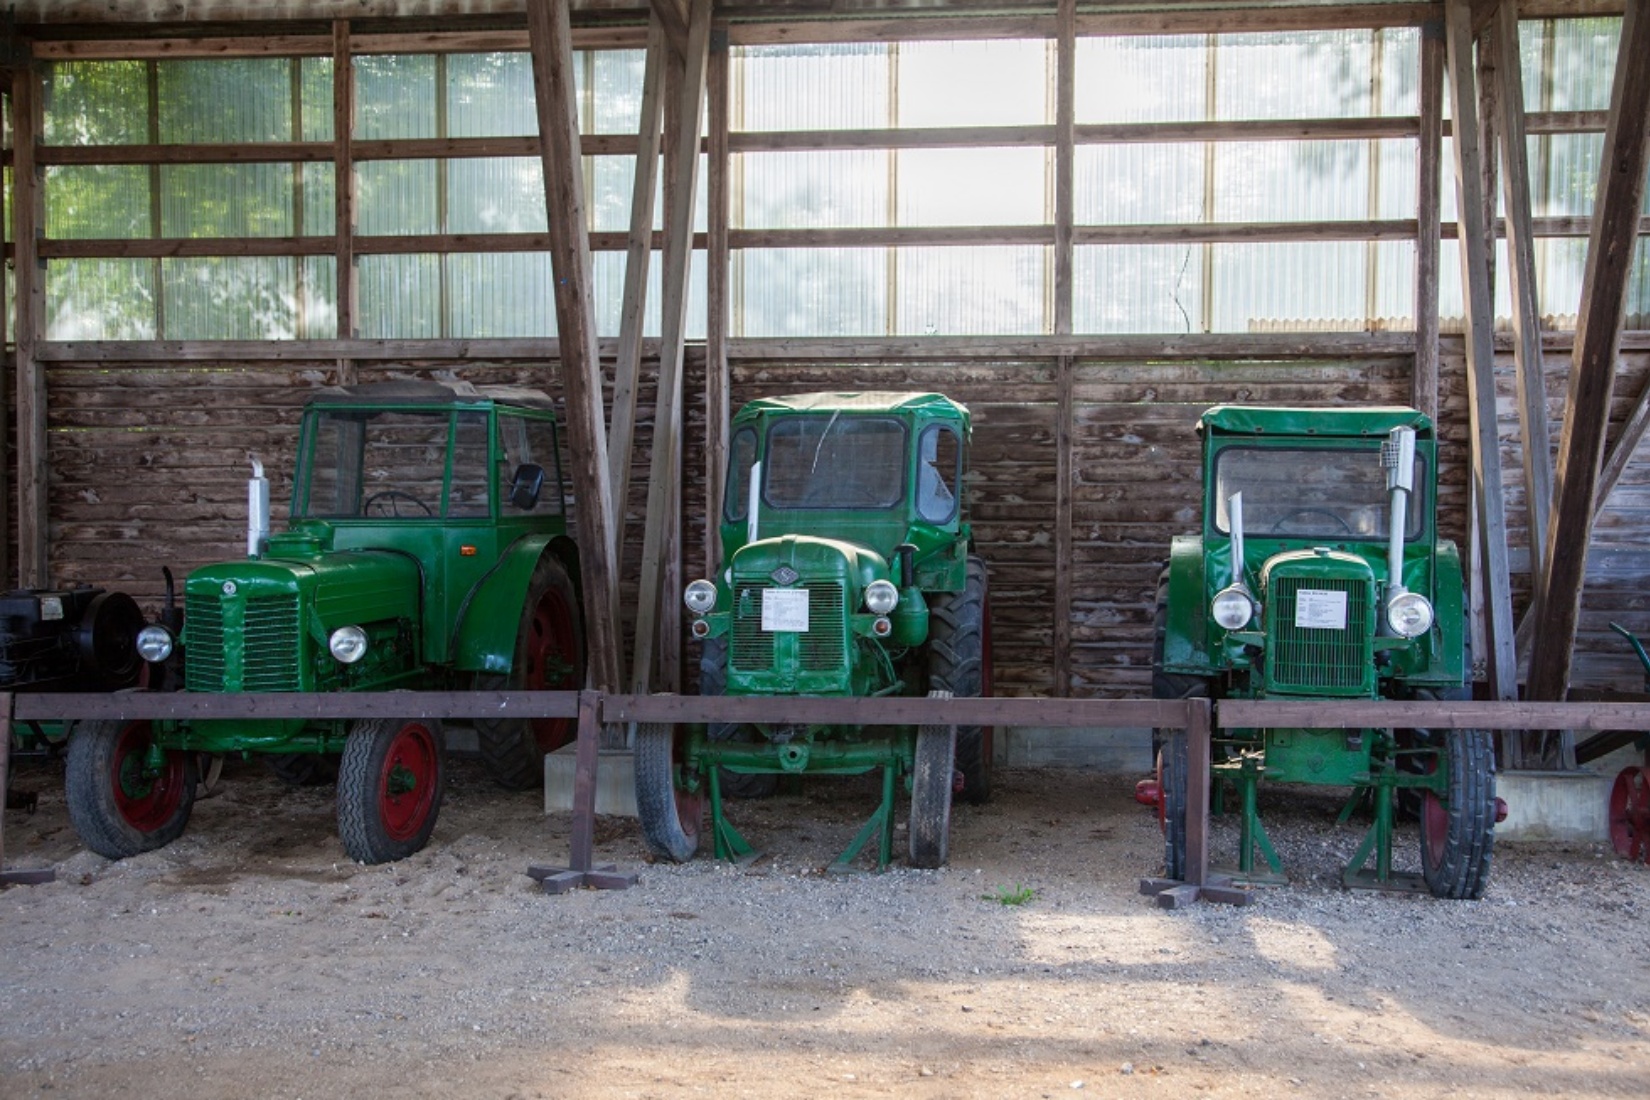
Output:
[
  {"xmin": 64, "ymin": 380, "xmax": 585, "ymax": 865},
  {"xmin": 1146, "ymin": 405, "xmax": 1498, "ymax": 898},
  {"xmin": 637, "ymin": 392, "xmax": 991, "ymax": 871}
]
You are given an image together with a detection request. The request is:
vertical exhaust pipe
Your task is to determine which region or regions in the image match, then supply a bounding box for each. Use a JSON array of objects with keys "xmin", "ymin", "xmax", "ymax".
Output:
[
  {"xmin": 1382, "ymin": 427, "xmax": 1415, "ymax": 599},
  {"xmin": 248, "ymin": 456, "xmax": 269, "ymax": 558},
  {"xmin": 1228, "ymin": 491, "xmax": 1246, "ymax": 588}
]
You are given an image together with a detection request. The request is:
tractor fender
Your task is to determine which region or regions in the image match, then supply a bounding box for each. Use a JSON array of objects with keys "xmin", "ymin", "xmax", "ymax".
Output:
[
  {"xmin": 449, "ymin": 534, "xmax": 569, "ymax": 674},
  {"xmin": 1161, "ymin": 534, "xmax": 1218, "ymax": 676},
  {"xmin": 1426, "ymin": 538, "xmax": 1467, "ymax": 685}
]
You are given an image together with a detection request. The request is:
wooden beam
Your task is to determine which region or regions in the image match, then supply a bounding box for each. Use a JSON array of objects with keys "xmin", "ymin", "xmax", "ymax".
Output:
[
  {"xmin": 1444, "ymin": 0, "xmax": 1518, "ymax": 701},
  {"xmin": 13, "ymin": 60, "xmax": 46, "ymax": 588},
  {"xmin": 526, "ymin": 0, "xmax": 622, "ymax": 694},
  {"xmin": 333, "ymin": 21, "xmax": 356, "ymax": 341},
  {"xmin": 630, "ymin": 0, "xmax": 710, "ymax": 694},
  {"xmin": 1414, "ymin": 18, "xmax": 1444, "ymax": 420},
  {"xmin": 1054, "ymin": 0, "xmax": 1075, "ymax": 337},
  {"xmin": 1492, "ymin": 0, "xmax": 1556, "ymax": 619},
  {"xmin": 648, "ymin": 0, "xmax": 689, "ymax": 55},
  {"xmin": 607, "ymin": 15, "xmax": 667, "ymax": 548},
  {"xmin": 1527, "ymin": 0, "xmax": 1650, "ymax": 707},
  {"xmin": 1054, "ymin": 356, "xmax": 1074, "ymax": 697},
  {"xmin": 704, "ymin": 22, "xmax": 731, "ymax": 579}
]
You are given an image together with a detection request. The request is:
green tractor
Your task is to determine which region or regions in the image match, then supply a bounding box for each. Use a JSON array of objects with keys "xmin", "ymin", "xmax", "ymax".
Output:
[
  {"xmin": 1148, "ymin": 405, "xmax": 1498, "ymax": 898},
  {"xmin": 638, "ymin": 392, "xmax": 991, "ymax": 870},
  {"xmin": 65, "ymin": 381, "xmax": 585, "ymax": 864}
]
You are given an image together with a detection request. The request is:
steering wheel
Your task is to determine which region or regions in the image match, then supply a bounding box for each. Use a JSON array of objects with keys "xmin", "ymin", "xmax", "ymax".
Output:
[
  {"xmin": 1270, "ymin": 507, "xmax": 1353, "ymax": 535},
  {"xmin": 364, "ymin": 489, "xmax": 433, "ymax": 517}
]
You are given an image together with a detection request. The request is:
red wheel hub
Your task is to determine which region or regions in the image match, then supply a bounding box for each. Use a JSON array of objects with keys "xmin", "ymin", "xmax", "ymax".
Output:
[
  {"xmin": 1421, "ymin": 790, "xmax": 1449, "ymax": 871},
  {"xmin": 110, "ymin": 720, "xmax": 187, "ymax": 832},
  {"xmin": 1608, "ymin": 766, "xmax": 1650, "ymax": 864},
  {"xmin": 524, "ymin": 584, "xmax": 580, "ymax": 754},
  {"xmin": 378, "ymin": 721, "xmax": 440, "ymax": 842}
]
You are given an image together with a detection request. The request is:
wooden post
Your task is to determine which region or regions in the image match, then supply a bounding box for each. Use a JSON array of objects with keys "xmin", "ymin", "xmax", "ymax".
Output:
[
  {"xmin": 1444, "ymin": 0, "xmax": 1518, "ymax": 702},
  {"xmin": 705, "ymin": 25, "xmax": 732, "ymax": 578},
  {"xmin": 1055, "ymin": 356, "xmax": 1074, "ymax": 696},
  {"xmin": 13, "ymin": 58, "xmax": 46, "ymax": 590},
  {"xmin": 631, "ymin": 0, "xmax": 710, "ymax": 694},
  {"xmin": 1054, "ymin": 0, "xmax": 1075, "ymax": 337},
  {"xmin": 526, "ymin": 0, "xmax": 624, "ymax": 693},
  {"xmin": 1527, "ymin": 0, "xmax": 1650, "ymax": 711},
  {"xmin": 332, "ymin": 21, "xmax": 357, "ymax": 342},
  {"xmin": 1414, "ymin": 18, "xmax": 1443, "ymax": 422}
]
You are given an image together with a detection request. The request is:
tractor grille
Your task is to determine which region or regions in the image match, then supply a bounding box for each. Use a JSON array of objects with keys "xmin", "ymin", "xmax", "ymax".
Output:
[
  {"xmin": 729, "ymin": 582, "xmax": 847, "ymax": 674},
  {"xmin": 185, "ymin": 593, "xmax": 303, "ymax": 692},
  {"xmin": 1266, "ymin": 575, "xmax": 1372, "ymax": 694}
]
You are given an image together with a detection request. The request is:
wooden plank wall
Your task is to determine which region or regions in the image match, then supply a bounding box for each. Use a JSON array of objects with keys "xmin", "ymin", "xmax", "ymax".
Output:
[{"xmin": 38, "ymin": 346, "xmax": 1650, "ymax": 701}]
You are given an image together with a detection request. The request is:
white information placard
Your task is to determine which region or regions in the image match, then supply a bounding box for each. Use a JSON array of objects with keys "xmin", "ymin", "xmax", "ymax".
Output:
[
  {"xmin": 761, "ymin": 588, "xmax": 810, "ymax": 632},
  {"xmin": 1294, "ymin": 588, "xmax": 1348, "ymax": 630}
]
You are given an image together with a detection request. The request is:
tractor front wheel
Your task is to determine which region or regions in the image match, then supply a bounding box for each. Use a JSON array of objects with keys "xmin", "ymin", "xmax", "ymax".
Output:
[
  {"xmin": 337, "ymin": 717, "xmax": 446, "ymax": 864},
  {"xmin": 1608, "ymin": 765, "xmax": 1650, "ymax": 863},
  {"xmin": 928, "ymin": 554, "xmax": 992, "ymax": 803},
  {"xmin": 700, "ymin": 635, "xmax": 777, "ymax": 799},
  {"xmin": 1419, "ymin": 729, "xmax": 1496, "ymax": 899},
  {"xmin": 65, "ymin": 718, "xmax": 197, "ymax": 859},
  {"xmin": 635, "ymin": 722, "xmax": 703, "ymax": 862},
  {"xmin": 908, "ymin": 719, "xmax": 957, "ymax": 869}
]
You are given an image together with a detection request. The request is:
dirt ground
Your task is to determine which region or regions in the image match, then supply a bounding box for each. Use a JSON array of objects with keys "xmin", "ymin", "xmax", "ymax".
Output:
[{"xmin": 2, "ymin": 748, "xmax": 1648, "ymax": 1099}]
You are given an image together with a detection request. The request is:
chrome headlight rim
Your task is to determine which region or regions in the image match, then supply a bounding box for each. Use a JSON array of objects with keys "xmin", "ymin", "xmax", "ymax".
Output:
[
  {"xmin": 135, "ymin": 625, "xmax": 174, "ymax": 663},
  {"xmin": 328, "ymin": 625, "xmax": 370, "ymax": 665},
  {"xmin": 864, "ymin": 579, "xmax": 899, "ymax": 615},
  {"xmin": 683, "ymin": 579, "xmax": 718, "ymax": 615},
  {"xmin": 1211, "ymin": 585, "xmax": 1256, "ymax": 631},
  {"xmin": 1386, "ymin": 591, "xmax": 1435, "ymax": 638}
]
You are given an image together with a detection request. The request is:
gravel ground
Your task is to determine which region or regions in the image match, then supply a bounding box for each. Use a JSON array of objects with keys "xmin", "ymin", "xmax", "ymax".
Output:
[{"xmin": 3, "ymin": 750, "xmax": 1648, "ymax": 1099}]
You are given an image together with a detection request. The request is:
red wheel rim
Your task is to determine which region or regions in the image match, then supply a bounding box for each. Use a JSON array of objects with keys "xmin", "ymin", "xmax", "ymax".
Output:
[
  {"xmin": 1421, "ymin": 790, "xmax": 1448, "ymax": 871},
  {"xmin": 524, "ymin": 582, "xmax": 581, "ymax": 754},
  {"xmin": 109, "ymin": 720, "xmax": 187, "ymax": 832},
  {"xmin": 675, "ymin": 726, "xmax": 705, "ymax": 846},
  {"xmin": 1608, "ymin": 766, "xmax": 1650, "ymax": 863},
  {"xmin": 378, "ymin": 721, "xmax": 440, "ymax": 842}
]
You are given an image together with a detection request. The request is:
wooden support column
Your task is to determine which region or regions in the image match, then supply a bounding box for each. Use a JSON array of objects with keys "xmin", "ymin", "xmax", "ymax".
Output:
[
  {"xmin": 607, "ymin": 15, "xmax": 667, "ymax": 546},
  {"xmin": 0, "ymin": 91, "xmax": 9, "ymax": 591},
  {"xmin": 1054, "ymin": 356, "xmax": 1074, "ymax": 696},
  {"xmin": 1053, "ymin": 0, "xmax": 1074, "ymax": 337},
  {"xmin": 526, "ymin": 0, "xmax": 623, "ymax": 693},
  {"xmin": 332, "ymin": 21, "xmax": 356, "ymax": 345},
  {"xmin": 631, "ymin": 0, "xmax": 710, "ymax": 693},
  {"xmin": 648, "ymin": 0, "xmax": 690, "ymax": 57},
  {"xmin": 1492, "ymin": 0, "xmax": 1555, "ymax": 606},
  {"xmin": 1527, "ymin": 0, "xmax": 1650, "ymax": 709},
  {"xmin": 705, "ymin": 24, "xmax": 731, "ymax": 578},
  {"xmin": 1444, "ymin": 0, "xmax": 1518, "ymax": 702},
  {"xmin": 12, "ymin": 58, "xmax": 46, "ymax": 589},
  {"xmin": 1414, "ymin": 19, "xmax": 1443, "ymax": 420}
]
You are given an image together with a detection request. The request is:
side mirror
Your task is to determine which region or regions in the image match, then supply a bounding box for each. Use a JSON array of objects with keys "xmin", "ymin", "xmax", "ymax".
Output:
[{"xmin": 509, "ymin": 463, "xmax": 545, "ymax": 511}]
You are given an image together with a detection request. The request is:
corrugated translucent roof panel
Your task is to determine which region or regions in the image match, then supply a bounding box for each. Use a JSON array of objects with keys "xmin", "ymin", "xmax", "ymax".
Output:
[
  {"xmin": 736, "ymin": 248, "xmax": 887, "ymax": 336},
  {"xmin": 895, "ymin": 246, "xmax": 1046, "ymax": 335},
  {"xmin": 160, "ymin": 164, "xmax": 295, "ymax": 238},
  {"xmin": 734, "ymin": 43, "xmax": 891, "ymax": 131},
  {"xmin": 45, "ymin": 165, "xmax": 150, "ymax": 238},
  {"xmin": 447, "ymin": 53, "xmax": 537, "ymax": 138},
  {"xmin": 734, "ymin": 150, "xmax": 889, "ymax": 230},
  {"xmin": 1076, "ymin": 35, "xmax": 1207, "ymax": 124},
  {"xmin": 355, "ymin": 54, "xmax": 436, "ymax": 140},
  {"xmin": 158, "ymin": 59, "xmax": 294, "ymax": 143},
  {"xmin": 447, "ymin": 157, "xmax": 548, "ymax": 234},
  {"xmin": 1216, "ymin": 31, "xmax": 1378, "ymax": 120},
  {"xmin": 898, "ymin": 147, "xmax": 1045, "ymax": 226},
  {"xmin": 897, "ymin": 40, "xmax": 1048, "ymax": 127},
  {"xmin": 1077, "ymin": 144, "xmax": 1204, "ymax": 224},
  {"xmin": 1213, "ymin": 141, "xmax": 1373, "ymax": 222},
  {"xmin": 1075, "ymin": 244, "xmax": 1205, "ymax": 334},
  {"xmin": 46, "ymin": 259, "xmax": 157, "ymax": 339},
  {"xmin": 1210, "ymin": 241, "xmax": 1376, "ymax": 331},
  {"xmin": 43, "ymin": 61, "xmax": 147, "ymax": 145}
]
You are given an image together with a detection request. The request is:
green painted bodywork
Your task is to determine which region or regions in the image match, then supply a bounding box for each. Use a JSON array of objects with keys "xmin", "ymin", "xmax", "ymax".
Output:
[{"xmin": 155, "ymin": 381, "xmax": 576, "ymax": 755}]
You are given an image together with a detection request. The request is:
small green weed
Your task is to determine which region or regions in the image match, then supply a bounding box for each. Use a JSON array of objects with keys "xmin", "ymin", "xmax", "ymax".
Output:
[{"xmin": 983, "ymin": 883, "xmax": 1036, "ymax": 906}]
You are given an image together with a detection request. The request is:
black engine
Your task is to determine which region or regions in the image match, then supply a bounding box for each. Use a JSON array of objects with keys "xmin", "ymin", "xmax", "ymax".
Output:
[{"xmin": 0, "ymin": 586, "xmax": 146, "ymax": 691}]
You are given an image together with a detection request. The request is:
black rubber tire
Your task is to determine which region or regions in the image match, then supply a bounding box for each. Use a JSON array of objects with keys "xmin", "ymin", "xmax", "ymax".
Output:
[
  {"xmin": 1150, "ymin": 564, "xmax": 1209, "ymax": 764},
  {"xmin": 1420, "ymin": 728, "xmax": 1496, "ymax": 899},
  {"xmin": 635, "ymin": 722, "xmax": 702, "ymax": 862},
  {"xmin": 908, "ymin": 719, "xmax": 956, "ymax": 869},
  {"xmin": 336, "ymin": 717, "xmax": 446, "ymax": 865},
  {"xmin": 699, "ymin": 636, "xmax": 778, "ymax": 799},
  {"xmin": 1159, "ymin": 729, "xmax": 1189, "ymax": 882},
  {"xmin": 65, "ymin": 718, "xmax": 197, "ymax": 859},
  {"xmin": 262, "ymin": 753, "xmax": 337, "ymax": 787},
  {"xmin": 928, "ymin": 554, "xmax": 991, "ymax": 803},
  {"xmin": 475, "ymin": 555, "xmax": 585, "ymax": 790}
]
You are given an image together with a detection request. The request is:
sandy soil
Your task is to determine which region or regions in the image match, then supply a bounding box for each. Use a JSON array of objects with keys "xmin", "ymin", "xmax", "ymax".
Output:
[{"xmin": 3, "ymin": 750, "xmax": 1648, "ymax": 1099}]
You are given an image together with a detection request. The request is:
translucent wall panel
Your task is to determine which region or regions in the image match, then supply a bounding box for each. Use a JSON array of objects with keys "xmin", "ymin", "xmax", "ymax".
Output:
[
  {"xmin": 733, "ymin": 44, "xmax": 891, "ymax": 131},
  {"xmin": 302, "ymin": 163, "xmax": 337, "ymax": 235},
  {"xmin": 158, "ymin": 59, "xmax": 294, "ymax": 142},
  {"xmin": 1436, "ymin": 239, "xmax": 1516, "ymax": 326},
  {"xmin": 448, "ymin": 157, "xmax": 548, "ymax": 233},
  {"xmin": 356, "ymin": 55, "xmax": 436, "ymax": 140},
  {"xmin": 357, "ymin": 253, "xmax": 441, "ymax": 338},
  {"xmin": 1210, "ymin": 241, "xmax": 1378, "ymax": 331},
  {"xmin": 1074, "ymin": 244, "xmax": 1205, "ymax": 333},
  {"xmin": 301, "ymin": 57, "xmax": 334, "ymax": 141},
  {"xmin": 447, "ymin": 53, "xmax": 536, "ymax": 137},
  {"xmin": 46, "ymin": 259, "xmax": 156, "ymax": 339},
  {"xmin": 299, "ymin": 256, "xmax": 338, "ymax": 338},
  {"xmin": 1370, "ymin": 239, "xmax": 1418, "ymax": 326},
  {"xmin": 1213, "ymin": 141, "xmax": 1373, "ymax": 222},
  {"xmin": 736, "ymin": 248, "xmax": 887, "ymax": 336},
  {"xmin": 1076, "ymin": 36, "xmax": 1207, "ymax": 124},
  {"xmin": 589, "ymin": 153, "xmax": 708, "ymax": 233},
  {"xmin": 1373, "ymin": 137, "xmax": 1418, "ymax": 220},
  {"xmin": 43, "ymin": 61, "xmax": 148, "ymax": 145},
  {"xmin": 1537, "ymin": 132, "xmax": 1606, "ymax": 217},
  {"xmin": 448, "ymin": 253, "xmax": 554, "ymax": 337},
  {"xmin": 45, "ymin": 165, "xmax": 150, "ymax": 238},
  {"xmin": 1548, "ymin": 18, "xmax": 1621, "ymax": 110},
  {"xmin": 895, "ymin": 246, "xmax": 1045, "ymax": 335},
  {"xmin": 898, "ymin": 148, "xmax": 1044, "ymax": 226},
  {"xmin": 160, "ymin": 164, "xmax": 295, "ymax": 237},
  {"xmin": 898, "ymin": 40, "xmax": 1047, "ymax": 127},
  {"xmin": 1374, "ymin": 28, "xmax": 1420, "ymax": 117},
  {"xmin": 590, "ymin": 50, "xmax": 648, "ymax": 134},
  {"xmin": 1217, "ymin": 31, "xmax": 1378, "ymax": 120},
  {"xmin": 735, "ymin": 150, "xmax": 889, "ymax": 230},
  {"xmin": 356, "ymin": 160, "xmax": 439, "ymax": 234},
  {"xmin": 162, "ymin": 257, "xmax": 313, "ymax": 339},
  {"xmin": 592, "ymin": 250, "xmax": 706, "ymax": 339},
  {"xmin": 1076, "ymin": 144, "xmax": 1203, "ymax": 224}
]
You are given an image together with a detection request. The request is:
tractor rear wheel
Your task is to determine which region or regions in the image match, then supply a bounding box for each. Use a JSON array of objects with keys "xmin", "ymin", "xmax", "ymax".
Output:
[
  {"xmin": 700, "ymin": 636, "xmax": 777, "ymax": 799},
  {"xmin": 475, "ymin": 555, "xmax": 584, "ymax": 790},
  {"xmin": 337, "ymin": 717, "xmax": 445, "ymax": 864},
  {"xmin": 1158, "ymin": 729, "xmax": 1189, "ymax": 882},
  {"xmin": 65, "ymin": 718, "xmax": 197, "ymax": 859},
  {"xmin": 635, "ymin": 722, "xmax": 703, "ymax": 862},
  {"xmin": 908, "ymin": 718, "xmax": 956, "ymax": 869},
  {"xmin": 928, "ymin": 555, "xmax": 991, "ymax": 803},
  {"xmin": 1608, "ymin": 765, "xmax": 1650, "ymax": 863},
  {"xmin": 1419, "ymin": 729, "xmax": 1496, "ymax": 899}
]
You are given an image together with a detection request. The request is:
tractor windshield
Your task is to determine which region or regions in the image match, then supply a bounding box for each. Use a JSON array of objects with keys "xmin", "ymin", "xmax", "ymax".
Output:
[
  {"xmin": 763, "ymin": 414, "xmax": 908, "ymax": 511},
  {"xmin": 1213, "ymin": 444, "xmax": 1425, "ymax": 541},
  {"xmin": 297, "ymin": 406, "xmax": 490, "ymax": 520}
]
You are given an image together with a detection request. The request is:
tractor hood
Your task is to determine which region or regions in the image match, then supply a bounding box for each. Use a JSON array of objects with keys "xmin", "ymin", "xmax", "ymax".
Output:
[{"xmin": 730, "ymin": 534, "xmax": 890, "ymax": 591}]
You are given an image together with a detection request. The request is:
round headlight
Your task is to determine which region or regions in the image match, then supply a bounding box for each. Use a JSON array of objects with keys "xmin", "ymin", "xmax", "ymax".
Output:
[
  {"xmin": 683, "ymin": 579, "xmax": 718, "ymax": 615},
  {"xmin": 864, "ymin": 579, "xmax": 899, "ymax": 615},
  {"xmin": 136, "ymin": 625, "xmax": 174, "ymax": 663},
  {"xmin": 329, "ymin": 625, "xmax": 369, "ymax": 664},
  {"xmin": 1387, "ymin": 591, "xmax": 1435, "ymax": 638},
  {"xmin": 1211, "ymin": 586, "xmax": 1256, "ymax": 631}
]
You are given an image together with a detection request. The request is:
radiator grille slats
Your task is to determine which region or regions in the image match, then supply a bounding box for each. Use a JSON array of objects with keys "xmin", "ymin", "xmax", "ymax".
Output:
[
  {"xmin": 730, "ymin": 581, "xmax": 847, "ymax": 675},
  {"xmin": 186, "ymin": 593, "xmax": 303, "ymax": 692},
  {"xmin": 1267, "ymin": 575, "xmax": 1371, "ymax": 693}
]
